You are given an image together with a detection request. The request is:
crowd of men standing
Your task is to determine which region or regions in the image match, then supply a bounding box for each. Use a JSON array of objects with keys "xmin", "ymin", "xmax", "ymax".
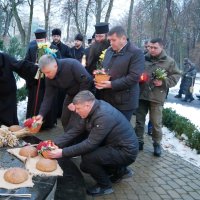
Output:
[{"xmin": 0, "ymin": 22, "xmax": 182, "ymax": 196}]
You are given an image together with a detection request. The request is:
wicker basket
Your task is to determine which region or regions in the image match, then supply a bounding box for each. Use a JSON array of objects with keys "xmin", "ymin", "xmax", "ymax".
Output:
[{"xmin": 95, "ymin": 74, "xmax": 110, "ymax": 83}]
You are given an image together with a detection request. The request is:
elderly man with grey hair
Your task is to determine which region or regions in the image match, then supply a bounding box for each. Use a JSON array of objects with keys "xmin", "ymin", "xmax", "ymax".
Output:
[
  {"xmin": 35, "ymin": 55, "xmax": 92, "ymax": 131},
  {"xmin": 44, "ymin": 90, "xmax": 139, "ymax": 197}
]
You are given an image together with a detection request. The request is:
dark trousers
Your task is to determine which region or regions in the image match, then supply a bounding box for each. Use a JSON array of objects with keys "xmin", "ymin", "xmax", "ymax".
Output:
[
  {"xmin": 61, "ymin": 95, "xmax": 74, "ymax": 131},
  {"xmin": 120, "ymin": 109, "xmax": 135, "ymax": 121},
  {"xmin": 80, "ymin": 146, "xmax": 135, "ymax": 187}
]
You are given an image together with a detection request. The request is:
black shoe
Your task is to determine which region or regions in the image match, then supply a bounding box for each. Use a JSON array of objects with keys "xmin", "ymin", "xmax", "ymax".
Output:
[
  {"xmin": 189, "ymin": 97, "xmax": 194, "ymax": 102},
  {"xmin": 175, "ymin": 94, "xmax": 182, "ymax": 98},
  {"xmin": 110, "ymin": 167, "xmax": 134, "ymax": 183},
  {"xmin": 153, "ymin": 143, "xmax": 161, "ymax": 157},
  {"xmin": 139, "ymin": 141, "xmax": 144, "ymax": 150},
  {"xmin": 182, "ymin": 99, "xmax": 188, "ymax": 102},
  {"xmin": 86, "ymin": 184, "xmax": 113, "ymax": 196}
]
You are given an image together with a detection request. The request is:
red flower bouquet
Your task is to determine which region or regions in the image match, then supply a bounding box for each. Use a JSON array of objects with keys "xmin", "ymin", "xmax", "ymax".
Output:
[
  {"xmin": 24, "ymin": 117, "xmax": 42, "ymax": 133},
  {"xmin": 37, "ymin": 140, "xmax": 57, "ymax": 158}
]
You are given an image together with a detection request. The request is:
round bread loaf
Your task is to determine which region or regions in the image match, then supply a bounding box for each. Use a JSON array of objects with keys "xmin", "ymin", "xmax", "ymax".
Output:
[
  {"xmin": 36, "ymin": 158, "xmax": 57, "ymax": 172},
  {"xmin": 19, "ymin": 146, "xmax": 38, "ymax": 158},
  {"xmin": 4, "ymin": 168, "xmax": 28, "ymax": 184},
  {"xmin": 9, "ymin": 125, "xmax": 23, "ymax": 132}
]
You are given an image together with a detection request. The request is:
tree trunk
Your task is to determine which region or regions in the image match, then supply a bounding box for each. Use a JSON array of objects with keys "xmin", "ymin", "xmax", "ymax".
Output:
[
  {"xmin": 26, "ymin": 0, "xmax": 34, "ymax": 47},
  {"xmin": 73, "ymin": 1, "xmax": 81, "ymax": 33},
  {"xmin": 44, "ymin": 0, "xmax": 52, "ymax": 32},
  {"xmin": 105, "ymin": 0, "xmax": 114, "ymax": 23},
  {"xmin": 11, "ymin": 0, "xmax": 26, "ymax": 47},
  {"xmin": 66, "ymin": 14, "xmax": 71, "ymax": 41},
  {"xmin": 163, "ymin": 0, "xmax": 172, "ymax": 44},
  {"xmin": 127, "ymin": 0, "xmax": 134, "ymax": 40},
  {"xmin": 2, "ymin": 10, "xmax": 13, "ymax": 37},
  {"xmin": 84, "ymin": 0, "xmax": 92, "ymax": 36},
  {"xmin": 95, "ymin": 0, "xmax": 102, "ymax": 23}
]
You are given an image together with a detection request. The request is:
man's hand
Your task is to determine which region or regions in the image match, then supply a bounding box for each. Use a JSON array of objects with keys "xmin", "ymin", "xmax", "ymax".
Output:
[
  {"xmin": 45, "ymin": 149, "xmax": 63, "ymax": 159},
  {"xmin": 95, "ymin": 80, "xmax": 112, "ymax": 90},
  {"xmin": 153, "ymin": 79, "xmax": 162, "ymax": 87},
  {"xmin": 35, "ymin": 115, "xmax": 43, "ymax": 123},
  {"xmin": 68, "ymin": 103, "xmax": 75, "ymax": 111}
]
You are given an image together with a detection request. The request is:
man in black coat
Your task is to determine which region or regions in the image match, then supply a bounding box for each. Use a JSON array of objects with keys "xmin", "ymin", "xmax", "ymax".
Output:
[
  {"xmin": 25, "ymin": 28, "xmax": 60, "ymax": 130},
  {"xmin": 86, "ymin": 23, "xmax": 110, "ymax": 75},
  {"xmin": 0, "ymin": 52, "xmax": 37, "ymax": 126},
  {"xmin": 95, "ymin": 26, "xmax": 144, "ymax": 121},
  {"xmin": 35, "ymin": 55, "xmax": 92, "ymax": 131},
  {"xmin": 70, "ymin": 33, "xmax": 85, "ymax": 63},
  {"xmin": 44, "ymin": 91, "xmax": 139, "ymax": 196},
  {"xmin": 51, "ymin": 28, "xmax": 72, "ymax": 117}
]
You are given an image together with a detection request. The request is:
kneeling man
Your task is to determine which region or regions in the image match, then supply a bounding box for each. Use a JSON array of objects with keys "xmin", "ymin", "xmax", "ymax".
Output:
[{"xmin": 46, "ymin": 90, "xmax": 138, "ymax": 196}]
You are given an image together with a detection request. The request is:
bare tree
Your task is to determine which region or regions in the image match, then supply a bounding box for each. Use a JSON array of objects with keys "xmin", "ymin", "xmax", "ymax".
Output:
[
  {"xmin": 104, "ymin": 0, "xmax": 114, "ymax": 23},
  {"xmin": 26, "ymin": 0, "xmax": 34, "ymax": 45},
  {"xmin": 11, "ymin": 0, "xmax": 26, "ymax": 46},
  {"xmin": 127, "ymin": 0, "xmax": 134, "ymax": 40},
  {"xmin": 163, "ymin": 0, "xmax": 172, "ymax": 44},
  {"xmin": 44, "ymin": 0, "xmax": 52, "ymax": 31},
  {"xmin": 0, "ymin": 1, "xmax": 13, "ymax": 37},
  {"xmin": 95, "ymin": 0, "xmax": 102, "ymax": 23}
]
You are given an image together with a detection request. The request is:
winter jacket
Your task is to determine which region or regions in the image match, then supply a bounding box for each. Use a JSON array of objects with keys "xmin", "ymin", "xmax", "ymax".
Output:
[
  {"xmin": 97, "ymin": 41, "xmax": 144, "ymax": 111},
  {"xmin": 54, "ymin": 100, "xmax": 139, "ymax": 160},
  {"xmin": 39, "ymin": 58, "xmax": 92, "ymax": 117},
  {"xmin": 180, "ymin": 65, "xmax": 196, "ymax": 93},
  {"xmin": 51, "ymin": 41, "xmax": 71, "ymax": 58},
  {"xmin": 139, "ymin": 50, "xmax": 181, "ymax": 104}
]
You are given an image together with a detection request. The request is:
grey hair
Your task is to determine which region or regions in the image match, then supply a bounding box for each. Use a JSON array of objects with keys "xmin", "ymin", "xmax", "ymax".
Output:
[
  {"xmin": 38, "ymin": 54, "xmax": 56, "ymax": 69},
  {"xmin": 73, "ymin": 90, "xmax": 95, "ymax": 104}
]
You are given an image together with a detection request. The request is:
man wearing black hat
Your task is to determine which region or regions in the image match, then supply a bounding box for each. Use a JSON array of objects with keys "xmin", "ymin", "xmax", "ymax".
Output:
[
  {"xmin": 51, "ymin": 28, "xmax": 72, "ymax": 118},
  {"xmin": 51, "ymin": 28, "xmax": 71, "ymax": 59},
  {"xmin": 86, "ymin": 22, "xmax": 110, "ymax": 75},
  {"xmin": 70, "ymin": 33, "xmax": 85, "ymax": 63},
  {"xmin": 25, "ymin": 28, "xmax": 60, "ymax": 130}
]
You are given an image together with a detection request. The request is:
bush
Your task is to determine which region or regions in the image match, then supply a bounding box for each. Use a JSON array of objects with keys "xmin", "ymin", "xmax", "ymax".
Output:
[
  {"xmin": 0, "ymin": 39, "xmax": 4, "ymax": 50},
  {"xmin": 17, "ymin": 85, "xmax": 28, "ymax": 103},
  {"xmin": 6, "ymin": 37, "xmax": 25, "ymax": 58},
  {"xmin": 163, "ymin": 108, "xmax": 200, "ymax": 153}
]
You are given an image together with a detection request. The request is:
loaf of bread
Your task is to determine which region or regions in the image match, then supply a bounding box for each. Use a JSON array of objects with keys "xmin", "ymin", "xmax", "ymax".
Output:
[
  {"xmin": 4, "ymin": 168, "xmax": 29, "ymax": 184},
  {"xmin": 36, "ymin": 158, "xmax": 57, "ymax": 172},
  {"xmin": 8, "ymin": 125, "xmax": 23, "ymax": 132},
  {"xmin": 19, "ymin": 146, "xmax": 38, "ymax": 158}
]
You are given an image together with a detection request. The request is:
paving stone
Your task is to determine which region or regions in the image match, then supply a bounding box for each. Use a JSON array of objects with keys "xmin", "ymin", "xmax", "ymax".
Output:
[
  {"xmin": 167, "ymin": 180, "xmax": 181, "ymax": 189},
  {"xmin": 173, "ymin": 178, "xmax": 188, "ymax": 186},
  {"xmin": 167, "ymin": 190, "xmax": 181, "ymax": 198},
  {"xmin": 181, "ymin": 194, "xmax": 195, "ymax": 200},
  {"xmin": 175, "ymin": 188, "xmax": 188, "ymax": 194},
  {"xmin": 138, "ymin": 194, "xmax": 150, "ymax": 200},
  {"xmin": 160, "ymin": 194, "xmax": 172, "ymax": 199},
  {"xmin": 189, "ymin": 192, "xmax": 200, "ymax": 200},
  {"xmin": 153, "ymin": 186, "xmax": 167, "ymax": 195},
  {"xmin": 148, "ymin": 192, "xmax": 162, "ymax": 200}
]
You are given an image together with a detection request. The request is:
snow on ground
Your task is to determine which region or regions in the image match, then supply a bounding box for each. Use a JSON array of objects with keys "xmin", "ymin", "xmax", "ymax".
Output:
[{"xmin": 161, "ymin": 74, "xmax": 200, "ymax": 168}]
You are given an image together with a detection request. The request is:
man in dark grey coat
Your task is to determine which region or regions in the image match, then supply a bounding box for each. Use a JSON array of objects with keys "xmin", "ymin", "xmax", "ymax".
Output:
[
  {"xmin": 35, "ymin": 55, "xmax": 92, "ymax": 131},
  {"xmin": 45, "ymin": 91, "xmax": 138, "ymax": 196},
  {"xmin": 95, "ymin": 26, "xmax": 144, "ymax": 121}
]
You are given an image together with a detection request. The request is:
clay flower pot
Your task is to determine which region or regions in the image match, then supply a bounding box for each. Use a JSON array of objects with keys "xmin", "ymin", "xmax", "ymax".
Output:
[
  {"xmin": 28, "ymin": 124, "xmax": 42, "ymax": 134},
  {"xmin": 24, "ymin": 117, "xmax": 42, "ymax": 134},
  {"xmin": 95, "ymin": 74, "xmax": 110, "ymax": 83},
  {"xmin": 37, "ymin": 140, "xmax": 57, "ymax": 158}
]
